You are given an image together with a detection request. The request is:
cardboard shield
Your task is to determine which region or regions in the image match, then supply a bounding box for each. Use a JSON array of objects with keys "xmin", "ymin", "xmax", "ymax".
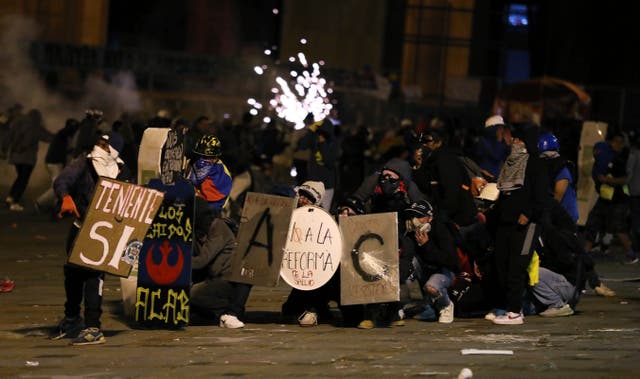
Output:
[
  {"xmin": 68, "ymin": 178, "xmax": 165, "ymax": 277},
  {"xmin": 339, "ymin": 212, "xmax": 400, "ymax": 305},
  {"xmin": 576, "ymin": 121, "xmax": 607, "ymax": 226},
  {"xmin": 135, "ymin": 178, "xmax": 194, "ymax": 328},
  {"xmin": 226, "ymin": 192, "xmax": 297, "ymax": 286},
  {"xmin": 138, "ymin": 127, "xmax": 170, "ymax": 185},
  {"xmin": 280, "ymin": 206, "xmax": 342, "ymax": 290}
]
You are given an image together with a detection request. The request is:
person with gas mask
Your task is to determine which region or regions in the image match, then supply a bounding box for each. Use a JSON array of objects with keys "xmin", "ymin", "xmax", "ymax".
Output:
[
  {"xmin": 356, "ymin": 165, "xmax": 414, "ymax": 328},
  {"xmin": 352, "ymin": 157, "xmax": 426, "ymax": 206},
  {"xmin": 402, "ymin": 200, "xmax": 461, "ymax": 323},
  {"xmin": 186, "ymin": 135, "xmax": 232, "ymax": 213},
  {"xmin": 49, "ymin": 134, "xmax": 131, "ymax": 345}
]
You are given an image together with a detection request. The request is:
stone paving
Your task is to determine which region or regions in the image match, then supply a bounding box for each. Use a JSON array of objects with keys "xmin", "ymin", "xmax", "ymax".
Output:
[{"xmin": 1, "ymin": 209, "xmax": 639, "ymax": 378}]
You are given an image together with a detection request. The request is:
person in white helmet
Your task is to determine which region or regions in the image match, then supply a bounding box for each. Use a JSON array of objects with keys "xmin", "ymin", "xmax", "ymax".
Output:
[{"xmin": 472, "ymin": 115, "xmax": 509, "ymax": 180}]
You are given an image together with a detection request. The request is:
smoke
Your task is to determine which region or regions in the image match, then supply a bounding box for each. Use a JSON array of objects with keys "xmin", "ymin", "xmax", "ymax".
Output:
[{"xmin": 0, "ymin": 15, "xmax": 141, "ymax": 131}]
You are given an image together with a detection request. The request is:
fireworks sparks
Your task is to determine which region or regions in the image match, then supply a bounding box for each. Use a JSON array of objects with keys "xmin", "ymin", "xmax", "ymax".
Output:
[{"xmin": 247, "ymin": 44, "xmax": 333, "ymax": 130}]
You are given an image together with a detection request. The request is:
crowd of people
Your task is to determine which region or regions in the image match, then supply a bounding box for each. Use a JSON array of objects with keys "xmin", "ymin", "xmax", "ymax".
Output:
[{"xmin": 0, "ymin": 103, "xmax": 638, "ymax": 345}]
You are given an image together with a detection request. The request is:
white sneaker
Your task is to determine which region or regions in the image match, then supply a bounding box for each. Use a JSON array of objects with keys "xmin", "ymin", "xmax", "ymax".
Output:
[
  {"xmin": 484, "ymin": 308, "xmax": 505, "ymax": 321},
  {"xmin": 297, "ymin": 311, "xmax": 318, "ymax": 327},
  {"xmin": 492, "ymin": 311, "xmax": 524, "ymax": 325},
  {"xmin": 9, "ymin": 203, "xmax": 24, "ymax": 212},
  {"xmin": 219, "ymin": 314, "xmax": 245, "ymax": 329},
  {"xmin": 438, "ymin": 301, "xmax": 454, "ymax": 323}
]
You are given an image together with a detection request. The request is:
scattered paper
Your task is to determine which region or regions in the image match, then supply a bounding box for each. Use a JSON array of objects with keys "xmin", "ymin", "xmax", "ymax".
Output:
[{"xmin": 461, "ymin": 349, "xmax": 513, "ymax": 355}]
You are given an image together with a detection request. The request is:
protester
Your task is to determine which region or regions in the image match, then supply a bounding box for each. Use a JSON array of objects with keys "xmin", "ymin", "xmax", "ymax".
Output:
[
  {"xmin": 538, "ymin": 132, "xmax": 579, "ymax": 222},
  {"xmin": 190, "ymin": 197, "xmax": 250, "ymax": 329},
  {"xmin": 627, "ymin": 132, "xmax": 640, "ymax": 264},
  {"xmin": 489, "ymin": 122, "xmax": 551, "ymax": 325},
  {"xmin": 35, "ymin": 118, "xmax": 79, "ymax": 213},
  {"xmin": 402, "ymin": 200, "xmax": 460, "ymax": 323},
  {"xmin": 0, "ymin": 103, "xmax": 24, "ymax": 159},
  {"xmin": 5, "ymin": 108, "xmax": 53, "ymax": 211},
  {"xmin": 281, "ymin": 180, "xmax": 327, "ymax": 326},
  {"xmin": 72, "ymin": 109, "xmax": 103, "ymax": 157},
  {"xmin": 473, "ymin": 115, "xmax": 509, "ymax": 179},
  {"xmin": 49, "ymin": 134, "xmax": 129, "ymax": 345},
  {"xmin": 296, "ymin": 119, "xmax": 339, "ymax": 210},
  {"xmin": 583, "ymin": 132, "xmax": 636, "ymax": 264},
  {"xmin": 356, "ymin": 166, "xmax": 413, "ymax": 329},
  {"xmin": 186, "ymin": 135, "xmax": 232, "ymax": 213},
  {"xmin": 413, "ymin": 129, "xmax": 479, "ymax": 228}
]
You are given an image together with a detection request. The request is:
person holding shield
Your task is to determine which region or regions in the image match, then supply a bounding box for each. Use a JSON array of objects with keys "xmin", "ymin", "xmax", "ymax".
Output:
[
  {"xmin": 280, "ymin": 181, "xmax": 329, "ymax": 326},
  {"xmin": 49, "ymin": 134, "xmax": 130, "ymax": 345}
]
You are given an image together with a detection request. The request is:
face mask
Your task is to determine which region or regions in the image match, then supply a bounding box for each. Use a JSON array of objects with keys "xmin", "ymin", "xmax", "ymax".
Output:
[
  {"xmin": 191, "ymin": 159, "xmax": 215, "ymax": 184},
  {"xmin": 89, "ymin": 145, "xmax": 119, "ymax": 178},
  {"xmin": 379, "ymin": 174, "xmax": 400, "ymax": 194}
]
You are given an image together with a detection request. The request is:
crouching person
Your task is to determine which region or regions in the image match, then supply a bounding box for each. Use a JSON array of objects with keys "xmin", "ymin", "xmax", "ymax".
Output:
[
  {"xmin": 525, "ymin": 266, "xmax": 575, "ymax": 317},
  {"xmin": 190, "ymin": 197, "xmax": 251, "ymax": 328},
  {"xmin": 402, "ymin": 200, "xmax": 461, "ymax": 323}
]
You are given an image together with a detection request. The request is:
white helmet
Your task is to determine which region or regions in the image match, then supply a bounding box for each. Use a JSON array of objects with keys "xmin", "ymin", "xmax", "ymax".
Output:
[{"xmin": 484, "ymin": 115, "xmax": 505, "ymax": 128}]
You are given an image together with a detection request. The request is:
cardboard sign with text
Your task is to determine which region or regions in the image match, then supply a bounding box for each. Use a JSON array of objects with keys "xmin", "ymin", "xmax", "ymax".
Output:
[
  {"xmin": 135, "ymin": 178, "xmax": 194, "ymax": 328},
  {"xmin": 339, "ymin": 212, "xmax": 399, "ymax": 305},
  {"xmin": 68, "ymin": 178, "xmax": 165, "ymax": 277},
  {"xmin": 160, "ymin": 129, "xmax": 185, "ymax": 185},
  {"xmin": 226, "ymin": 192, "xmax": 297, "ymax": 286},
  {"xmin": 280, "ymin": 206, "xmax": 342, "ymax": 290}
]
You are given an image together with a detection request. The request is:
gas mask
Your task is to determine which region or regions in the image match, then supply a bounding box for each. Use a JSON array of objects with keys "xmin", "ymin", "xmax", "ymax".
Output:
[
  {"xmin": 378, "ymin": 173, "xmax": 401, "ymax": 195},
  {"xmin": 405, "ymin": 217, "xmax": 431, "ymax": 234}
]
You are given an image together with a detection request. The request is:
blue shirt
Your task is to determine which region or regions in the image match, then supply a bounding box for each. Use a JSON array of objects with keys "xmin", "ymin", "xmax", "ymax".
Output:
[{"xmin": 556, "ymin": 167, "xmax": 579, "ymax": 222}]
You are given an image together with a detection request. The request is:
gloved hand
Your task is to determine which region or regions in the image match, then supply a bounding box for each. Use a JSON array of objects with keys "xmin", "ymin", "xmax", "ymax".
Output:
[{"xmin": 58, "ymin": 195, "xmax": 80, "ymax": 219}]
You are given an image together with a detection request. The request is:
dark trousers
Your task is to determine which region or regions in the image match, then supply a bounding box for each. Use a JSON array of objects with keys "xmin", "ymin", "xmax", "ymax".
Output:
[
  {"xmin": 630, "ymin": 196, "xmax": 640, "ymax": 252},
  {"xmin": 494, "ymin": 222, "xmax": 540, "ymax": 313},
  {"xmin": 63, "ymin": 225, "xmax": 104, "ymax": 328},
  {"xmin": 190, "ymin": 279, "xmax": 252, "ymax": 319},
  {"xmin": 9, "ymin": 163, "xmax": 34, "ymax": 202}
]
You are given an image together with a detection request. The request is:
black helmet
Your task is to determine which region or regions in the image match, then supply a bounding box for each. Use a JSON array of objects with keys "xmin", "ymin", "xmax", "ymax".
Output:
[
  {"xmin": 193, "ymin": 135, "xmax": 222, "ymax": 158},
  {"xmin": 337, "ymin": 196, "xmax": 366, "ymax": 215}
]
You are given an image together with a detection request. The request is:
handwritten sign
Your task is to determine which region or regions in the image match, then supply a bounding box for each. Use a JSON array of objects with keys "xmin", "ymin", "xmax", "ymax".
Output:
[
  {"xmin": 280, "ymin": 206, "xmax": 342, "ymax": 291},
  {"xmin": 136, "ymin": 179, "xmax": 194, "ymax": 328},
  {"xmin": 226, "ymin": 192, "xmax": 297, "ymax": 286},
  {"xmin": 68, "ymin": 178, "xmax": 164, "ymax": 277},
  {"xmin": 339, "ymin": 212, "xmax": 399, "ymax": 305},
  {"xmin": 160, "ymin": 129, "xmax": 184, "ymax": 185}
]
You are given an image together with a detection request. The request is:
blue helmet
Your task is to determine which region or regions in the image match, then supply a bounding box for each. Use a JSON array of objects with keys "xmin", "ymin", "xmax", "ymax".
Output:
[{"xmin": 537, "ymin": 133, "xmax": 560, "ymax": 152}]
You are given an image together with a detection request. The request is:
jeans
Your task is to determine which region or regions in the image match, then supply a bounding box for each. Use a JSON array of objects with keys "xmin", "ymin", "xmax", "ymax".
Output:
[
  {"xmin": 424, "ymin": 268, "xmax": 455, "ymax": 309},
  {"xmin": 529, "ymin": 267, "xmax": 575, "ymax": 309}
]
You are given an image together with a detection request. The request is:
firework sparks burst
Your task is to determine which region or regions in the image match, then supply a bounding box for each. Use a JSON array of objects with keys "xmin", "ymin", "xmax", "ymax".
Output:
[{"xmin": 248, "ymin": 46, "xmax": 333, "ymax": 130}]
